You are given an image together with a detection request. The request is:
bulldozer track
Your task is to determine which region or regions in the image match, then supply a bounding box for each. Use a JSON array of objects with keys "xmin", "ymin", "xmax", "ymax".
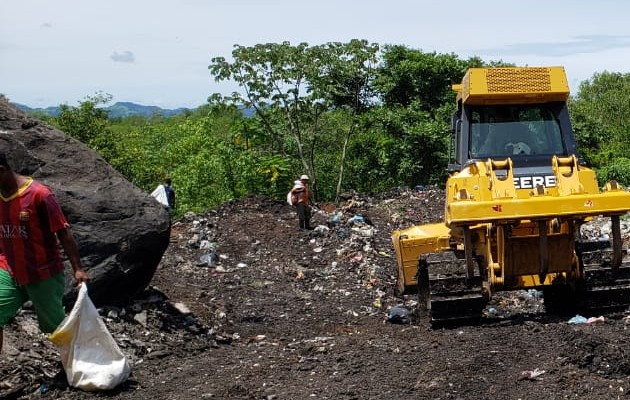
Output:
[
  {"xmin": 579, "ymin": 245, "xmax": 630, "ymax": 314},
  {"xmin": 418, "ymin": 250, "xmax": 485, "ymax": 326},
  {"xmin": 418, "ymin": 245, "xmax": 630, "ymax": 326}
]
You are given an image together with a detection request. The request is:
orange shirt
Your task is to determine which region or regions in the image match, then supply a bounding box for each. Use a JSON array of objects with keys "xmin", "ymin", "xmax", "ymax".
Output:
[{"xmin": 291, "ymin": 187, "xmax": 310, "ymax": 204}]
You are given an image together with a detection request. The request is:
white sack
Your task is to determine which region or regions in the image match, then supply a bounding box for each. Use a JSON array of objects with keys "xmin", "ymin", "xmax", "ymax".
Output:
[
  {"xmin": 49, "ymin": 284, "xmax": 131, "ymax": 391},
  {"xmin": 150, "ymin": 184, "xmax": 169, "ymax": 206},
  {"xmin": 287, "ymin": 180, "xmax": 305, "ymax": 205}
]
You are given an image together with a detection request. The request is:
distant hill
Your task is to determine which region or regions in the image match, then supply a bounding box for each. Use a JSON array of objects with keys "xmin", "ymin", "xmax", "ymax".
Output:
[
  {"xmin": 13, "ymin": 102, "xmax": 194, "ymax": 118},
  {"xmin": 105, "ymin": 102, "xmax": 193, "ymax": 118}
]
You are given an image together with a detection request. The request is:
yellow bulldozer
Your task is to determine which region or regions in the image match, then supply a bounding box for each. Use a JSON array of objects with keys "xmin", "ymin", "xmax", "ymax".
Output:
[{"xmin": 392, "ymin": 66, "xmax": 630, "ymax": 324}]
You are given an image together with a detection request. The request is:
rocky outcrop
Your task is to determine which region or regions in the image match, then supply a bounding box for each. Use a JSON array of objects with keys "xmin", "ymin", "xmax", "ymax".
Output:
[{"xmin": 0, "ymin": 98, "xmax": 170, "ymax": 307}]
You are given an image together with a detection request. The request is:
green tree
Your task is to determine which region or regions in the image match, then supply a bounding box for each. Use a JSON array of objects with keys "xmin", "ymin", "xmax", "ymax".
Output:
[
  {"xmin": 361, "ymin": 47, "xmax": 485, "ymax": 186},
  {"xmin": 374, "ymin": 46, "xmax": 482, "ymax": 114},
  {"xmin": 209, "ymin": 40, "xmax": 379, "ymax": 201},
  {"xmin": 310, "ymin": 40, "xmax": 379, "ymax": 202},
  {"xmin": 55, "ymin": 92, "xmax": 115, "ymax": 158},
  {"xmin": 571, "ymin": 71, "xmax": 630, "ymax": 172}
]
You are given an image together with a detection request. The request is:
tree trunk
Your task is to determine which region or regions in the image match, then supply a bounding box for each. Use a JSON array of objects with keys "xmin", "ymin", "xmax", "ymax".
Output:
[{"xmin": 335, "ymin": 125, "xmax": 353, "ymax": 204}]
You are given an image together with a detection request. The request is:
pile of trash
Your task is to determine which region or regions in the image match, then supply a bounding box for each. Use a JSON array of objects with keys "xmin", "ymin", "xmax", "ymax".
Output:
[{"xmin": 3, "ymin": 187, "xmax": 630, "ymax": 399}]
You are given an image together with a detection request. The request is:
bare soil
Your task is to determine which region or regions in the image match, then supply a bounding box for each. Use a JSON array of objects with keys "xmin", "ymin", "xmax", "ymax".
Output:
[{"xmin": 3, "ymin": 188, "xmax": 630, "ymax": 400}]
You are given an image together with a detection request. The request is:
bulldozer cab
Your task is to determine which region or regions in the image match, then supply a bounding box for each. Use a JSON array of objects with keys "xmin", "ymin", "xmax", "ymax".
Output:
[
  {"xmin": 448, "ymin": 67, "xmax": 581, "ymax": 173},
  {"xmin": 472, "ymin": 105, "xmax": 565, "ymax": 157},
  {"xmin": 450, "ymin": 102, "xmax": 579, "ymax": 172}
]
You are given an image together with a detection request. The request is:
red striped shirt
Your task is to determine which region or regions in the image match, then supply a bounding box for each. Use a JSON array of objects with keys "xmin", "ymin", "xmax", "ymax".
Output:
[{"xmin": 0, "ymin": 178, "xmax": 69, "ymax": 285}]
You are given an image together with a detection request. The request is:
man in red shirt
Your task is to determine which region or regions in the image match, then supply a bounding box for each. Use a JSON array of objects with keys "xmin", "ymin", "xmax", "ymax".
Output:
[{"xmin": 0, "ymin": 151, "xmax": 88, "ymax": 353}]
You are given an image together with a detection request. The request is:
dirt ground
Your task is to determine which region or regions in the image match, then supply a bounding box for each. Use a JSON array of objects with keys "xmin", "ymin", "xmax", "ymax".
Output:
[{"xmin": 2, "ymin": 188, "xmax": 630, "ymax": 400}]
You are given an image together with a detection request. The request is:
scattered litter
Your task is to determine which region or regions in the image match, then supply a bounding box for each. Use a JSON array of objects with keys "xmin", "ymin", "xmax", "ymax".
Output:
[
  {"xmin": 198, "ymin": 252, "xmax": 218, "ymax": 267},
  {"xmin": 199, "ymin": 240, "xmax": 212, "ymax": 250},
  {"xmin": 350, "ymin": 253, "xmax": 363, "ymax": 264},
  {"xmin": 567, "ymin": 315, "xmax": 605, "ymax": 325},
  {"xmin": 520, "ymin": 368, "xmax": 545, "ymax": 380},
  {"xmin": 387, "ymin": 305, "xmax": 411, "ymax": 324},
  {"xmin": 351, "ymin": 226, "xmax": 375, "ymax": 238},
  {"xmin": 587, "ymin": 316, "xmax": 605, "ymax": 324},
  {"xmin": 526, "ymin": 289, "xmax": 542, "ymax": 300},
  {"xmin": 170, "ymin": 302, "xmax": 191, "ymax": 314},
  {"xmin": 348, "ymin": 215, "xmax": 365, "ymax": 225},
  {"xmin": 6, "ymin": 183, "xmax": 629, "ymax": 396},
  {"xmin": 313, "ymin": 225, "xmax": 329, "ymax": 234},
  {"xmin": 568, "ymin": 315, "xmax": 588, "ymax": 324}
]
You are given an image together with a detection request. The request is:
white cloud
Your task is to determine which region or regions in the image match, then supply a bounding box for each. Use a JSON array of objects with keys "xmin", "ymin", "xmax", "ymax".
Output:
[
  {"xmin": 474, "ymin": 35, "xmax": 630, "ymax": 58},
  {"xmin": 111, "ymin": 51, "xmax": 135, "ymax": 63}
]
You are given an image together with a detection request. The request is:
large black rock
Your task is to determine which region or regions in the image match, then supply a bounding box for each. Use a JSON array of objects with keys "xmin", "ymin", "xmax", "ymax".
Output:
[{"xmin": 0, "ymin": 98, "xmax": 170, "ymax": 307}]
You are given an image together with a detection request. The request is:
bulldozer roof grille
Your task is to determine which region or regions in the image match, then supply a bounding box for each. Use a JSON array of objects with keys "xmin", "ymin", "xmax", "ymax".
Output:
[
  {"xmin": 486, "ymin": 68, "xmax": 552, "ymax": 93},
  {"xmin": 455, "ymin": 66, "xmax": 570, "ymax": 105}
]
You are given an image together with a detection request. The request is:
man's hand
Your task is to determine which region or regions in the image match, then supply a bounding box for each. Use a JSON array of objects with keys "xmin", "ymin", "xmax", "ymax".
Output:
[{"xmin": 73, "ymin": 268, "xmax": 89, "ymax": 284}]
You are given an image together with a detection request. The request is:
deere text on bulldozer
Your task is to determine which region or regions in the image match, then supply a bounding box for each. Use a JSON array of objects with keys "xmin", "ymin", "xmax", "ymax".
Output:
[{"xmin": 391, "ymin": 66, "xmax": 630, "ymax": 325}]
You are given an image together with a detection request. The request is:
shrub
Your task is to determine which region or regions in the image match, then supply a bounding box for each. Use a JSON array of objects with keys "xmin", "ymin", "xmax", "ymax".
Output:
[{"xmin": 596, "ymin": 157, "xmax": 630, "ymax": 187}]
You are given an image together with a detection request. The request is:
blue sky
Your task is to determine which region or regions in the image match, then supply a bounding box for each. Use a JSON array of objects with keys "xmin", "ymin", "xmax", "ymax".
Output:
[{"xmin": 1, "ymin": 0, "xmax": 630, "ymax": 109}]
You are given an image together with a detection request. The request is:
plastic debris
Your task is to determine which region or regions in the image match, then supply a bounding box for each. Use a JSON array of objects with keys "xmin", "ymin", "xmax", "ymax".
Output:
[
  {"xmin": 568, "ymin": 315, "xmax": 588, "ymax": 324},
  {"xmin": 350, "ymin": 253, "xmax": 363, "ymax": 264},
  {"xmin": 520, "ymin": 368, "xmax": 545, "ymax": 380},
  {"xmin": 387, "ymin": 305, "xmax": 411, "ymax": 324},
  {"xmin": 526, "ymin": 289, "xmax": 542, "ymax": 299},
  {"xmin": 348, "ymin": 215, "xmax": 365, "ymax": 225},
  {"xmin": 313, "ymin": 225, "xmax": 329, "ymax": 234},
  {"xmin": 587, "ymin": 316, "xmax": 605, "ymax": 324},
  {"xmin": 198, "ymin": 251, "xmax": 218, "ymax": 267}
]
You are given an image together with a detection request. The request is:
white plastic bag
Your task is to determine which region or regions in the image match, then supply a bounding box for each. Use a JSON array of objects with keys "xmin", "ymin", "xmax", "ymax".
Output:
[
  {"xmin": 150, "ymin": 184, "xmax": 169, "ymax": 206},
  {"xmin": 287, "ymin": 180, "xmax": 304, "ymax": 205},
  {"xmin": 49, "ymin": 284, "xmax": 131, "ymax": 391}
]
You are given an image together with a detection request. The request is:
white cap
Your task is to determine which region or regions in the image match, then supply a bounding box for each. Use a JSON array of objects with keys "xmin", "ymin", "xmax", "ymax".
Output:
[{"xmin": 300, "ymin": 174, "xmax": 310, "ymax": 180}]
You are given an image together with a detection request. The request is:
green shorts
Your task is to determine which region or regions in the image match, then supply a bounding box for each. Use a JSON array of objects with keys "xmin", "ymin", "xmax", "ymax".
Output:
[{"xmin": 0, "ymin": 269, "xmax": 66, "ymax": 333}]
